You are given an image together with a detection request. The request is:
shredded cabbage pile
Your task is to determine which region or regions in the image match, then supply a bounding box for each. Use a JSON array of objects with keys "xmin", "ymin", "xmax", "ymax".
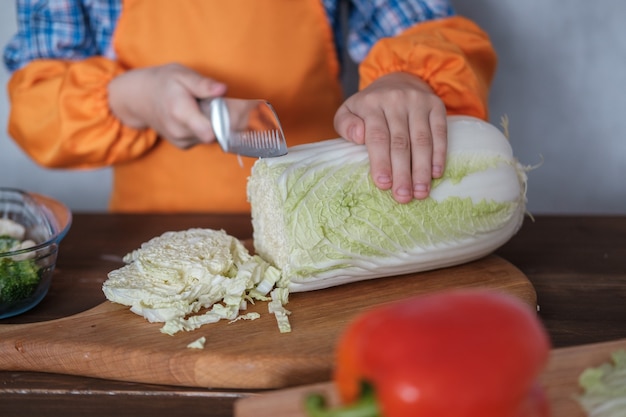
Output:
[
  {"xmin": 578, "ymin": 349, "xmax": 626, "ymax": 417},
  {"xmin": 102, "ymin": 228, "xmax": 290, "ymax": 335}
]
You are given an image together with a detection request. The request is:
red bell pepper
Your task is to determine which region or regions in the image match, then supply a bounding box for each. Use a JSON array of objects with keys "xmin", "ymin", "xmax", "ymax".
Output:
[{"xmin": 306, "ymin": 290, "xmax": 551, "ymax": 417}]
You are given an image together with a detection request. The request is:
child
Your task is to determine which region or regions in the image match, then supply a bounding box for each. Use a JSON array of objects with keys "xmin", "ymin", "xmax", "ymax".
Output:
[{"xmin": 3, "ymin": 1, "xmax": 496, "ymax": 212}]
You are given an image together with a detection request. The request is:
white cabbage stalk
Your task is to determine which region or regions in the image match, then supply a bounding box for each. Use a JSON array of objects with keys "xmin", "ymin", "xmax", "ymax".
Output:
[{"xmin": 248, "ymin": 115, "xmax": 528, "ymax": 292}]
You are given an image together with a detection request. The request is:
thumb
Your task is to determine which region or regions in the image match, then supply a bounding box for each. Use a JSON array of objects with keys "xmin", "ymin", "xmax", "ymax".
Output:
[
  {"xmin": 180, "ymin": 69, "xmax": 227, "ymax": 99},
  {"xmin": 334, "ymin": 105, "xmax": 365, "ymax": 144}
]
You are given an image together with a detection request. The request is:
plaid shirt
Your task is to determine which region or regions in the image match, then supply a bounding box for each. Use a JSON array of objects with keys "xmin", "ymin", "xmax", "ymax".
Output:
[{"xmin": 3, "ymin": 0, "xmax": 454, "ymax": 72}]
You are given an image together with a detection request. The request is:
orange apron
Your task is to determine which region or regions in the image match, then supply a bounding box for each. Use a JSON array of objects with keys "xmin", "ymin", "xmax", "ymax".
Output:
[{"xmin": 110, "ymin": 0, "xmax": 343, "ymax": 212}]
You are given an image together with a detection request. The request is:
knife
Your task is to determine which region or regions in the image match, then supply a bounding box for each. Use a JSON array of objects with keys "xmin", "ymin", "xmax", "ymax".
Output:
[{"xmin": 198, "ymin": 97, "xmax": 288, "ymax": 158}]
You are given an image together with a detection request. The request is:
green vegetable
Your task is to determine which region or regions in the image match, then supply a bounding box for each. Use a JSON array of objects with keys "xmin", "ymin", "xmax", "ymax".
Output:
[
  {"xmin": 578, "ymin": 350, "xmax": 626, "ymax": 417},
  {"xmin": 0, "ymin": 236, "xmax": 41, "ymax": 304},
  {"xmin": 0, "ymin": 236, "xmax": 20, "ymax": 253},
  {"xmin": 248, "ymin": 115, "xmax": 528, "ymax": 292}
]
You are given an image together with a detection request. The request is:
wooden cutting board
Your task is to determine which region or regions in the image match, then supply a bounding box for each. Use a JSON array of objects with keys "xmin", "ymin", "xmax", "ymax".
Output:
[
  {"xmin": 234, "ymin": 338, "xmax": 626, "ymax": 417},
  {"xmin": 0, "ymin": 255, "xmax": 535, "ymax": 389}
]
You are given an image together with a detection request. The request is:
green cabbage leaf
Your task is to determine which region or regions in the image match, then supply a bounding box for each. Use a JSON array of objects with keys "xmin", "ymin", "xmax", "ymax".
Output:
[{"xmin": 578, "ymin": 350, "xmax": 626, "ymax": 417}]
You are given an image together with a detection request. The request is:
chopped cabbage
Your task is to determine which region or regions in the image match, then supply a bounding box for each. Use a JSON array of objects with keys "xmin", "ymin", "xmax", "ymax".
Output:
[
  {"xmin": 102, "ymin": 229, "xmax": 289, "ymax": 334},
  {"xmin": 187, "ymin": 336, "xmax": 206, "ymax": 349},
  {"xmin": 578, "ymin": 350, "xmax": 626, "ymax": 417}
]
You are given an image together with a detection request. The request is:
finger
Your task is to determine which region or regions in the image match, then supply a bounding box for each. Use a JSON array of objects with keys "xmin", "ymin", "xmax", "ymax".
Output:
[
  {"xmin": 363, "ymin": 110, "xmax": 394, "ymax": 192},
  {"xmin": 334, "ymin": 105, "xmax": 365, "ymax": 144},
  {"xmin": 384, "ymin": 109, "xmax": 414, "ymax": 203},
  {"xmin": 176, "ymin": 67, "xmax": 227, "ymax": 99},
  {"xmin": 169, "ymin": 82, "xmax": 217, "ymax": 144},
  {"xmin": 429, "ymin": 104, "xmax": 448, "ymax": 178},
  {"xmin": 408, "ymin": 114, "xmax": 434, "ymax": 200},
  {"xmin": 166, "ymin": 95, "xmax": 214, "ymax": 146},
  {"xmin": 189, "ymin": 111, "xmax": 216, "ymax": 144}
]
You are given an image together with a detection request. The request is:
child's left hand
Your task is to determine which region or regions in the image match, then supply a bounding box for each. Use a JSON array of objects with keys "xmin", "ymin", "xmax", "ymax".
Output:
[{"xmin": 334, "ymin": 72, "xmax": 447, "ymax": 203}]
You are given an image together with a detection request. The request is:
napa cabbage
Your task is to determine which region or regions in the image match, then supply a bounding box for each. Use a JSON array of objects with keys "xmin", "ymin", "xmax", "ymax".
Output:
[{"xmin": 248, "ymin": 115, "xmax": 528, "ymax": 291}]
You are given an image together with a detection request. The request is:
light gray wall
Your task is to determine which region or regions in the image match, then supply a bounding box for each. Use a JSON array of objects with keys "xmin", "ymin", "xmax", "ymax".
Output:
[
  {"xmin": 453, "ymin": 0, "xmax": 626, "ymax": 214},
  {"xmin": 1, "ymin": 1, "xmax": 625, "ymax": 214}
]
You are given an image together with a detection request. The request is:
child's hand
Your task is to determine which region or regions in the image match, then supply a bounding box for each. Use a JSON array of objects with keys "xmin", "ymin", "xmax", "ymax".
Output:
[
  {"xmin": 108, "ymin": 63, "xmax": 227, "ymax": 149},
  {"xmin": 334, "ymin": 72, "xmax": 447, "ymax": 203}
]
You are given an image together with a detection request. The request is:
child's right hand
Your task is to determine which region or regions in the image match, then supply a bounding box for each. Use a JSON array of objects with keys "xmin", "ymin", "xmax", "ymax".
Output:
[{"xmin": 108, "ymin": 63, "xmax": 227, "ymax": 149}]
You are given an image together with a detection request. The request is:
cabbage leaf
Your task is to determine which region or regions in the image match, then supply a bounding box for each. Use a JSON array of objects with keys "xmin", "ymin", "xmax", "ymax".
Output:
[{"xmin": 578, "ymin": 350, "xmax": 626, "ymax": 417}]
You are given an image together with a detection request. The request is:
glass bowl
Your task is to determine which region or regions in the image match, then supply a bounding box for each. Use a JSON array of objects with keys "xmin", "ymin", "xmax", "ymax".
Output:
[{"xmin": 0, "ymin": 188, "xmax": 72, "ymax": 319}]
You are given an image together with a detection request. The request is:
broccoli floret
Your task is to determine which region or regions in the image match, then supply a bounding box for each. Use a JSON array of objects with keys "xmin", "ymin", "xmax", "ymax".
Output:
[
  {"xmin": 0, "ymin": 252, "xmax": 41, "ymax": 304},
  {"xmin": 0, "ymin": 235, "xmax": 20, "ymax": 253}
]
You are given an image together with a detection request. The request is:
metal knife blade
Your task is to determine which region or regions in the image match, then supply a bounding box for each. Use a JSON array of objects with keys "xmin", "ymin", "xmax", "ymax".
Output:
[{"xmin": 198, "ymin": 97, "xmax": 288, "ymax": 158}]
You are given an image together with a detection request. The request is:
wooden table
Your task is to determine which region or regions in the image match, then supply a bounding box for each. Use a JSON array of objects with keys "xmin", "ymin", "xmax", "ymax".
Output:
[{"xmin": 1, "ymin": 214, "xmax": 625, "ymax": 416}]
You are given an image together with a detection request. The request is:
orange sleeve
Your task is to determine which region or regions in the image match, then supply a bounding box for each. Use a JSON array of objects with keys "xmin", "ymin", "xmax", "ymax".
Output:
[
  {"xmin": 358, "ymin": 16, "xmax": 497, "ymax": 120},
  {"xmin": 6, "ymin": 57, "xmax": 158, "ymax": 169}
]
